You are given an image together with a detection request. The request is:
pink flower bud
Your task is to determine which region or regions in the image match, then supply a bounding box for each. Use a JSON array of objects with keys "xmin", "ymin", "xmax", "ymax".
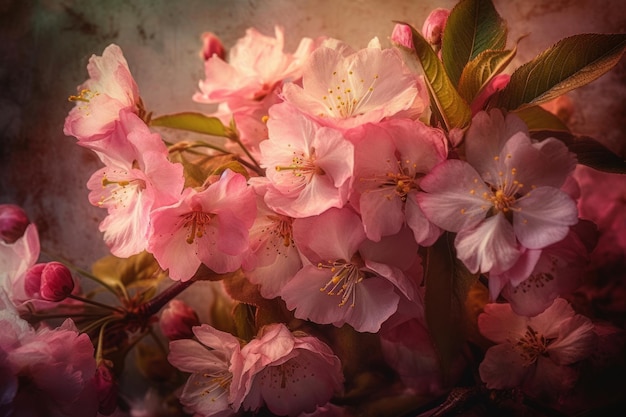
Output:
[
  {"xmin": 470, "ymin": 73, "xmax": 511, "ymax": 115},
  {"xmin": 0, "ymin": 204, "xmax": 30, "ymax": 244},
  {"xmin": 159, "ymin": 299, "xmax": 200, "ymax": 340},
  {"xmin": 200, "ymin": 32, "xmax": 226, "ymax": 61},
  {"xmin": 95, "ymin": 361, "xmax": 118, "ymax": 415},
  {"xmin": 24, "ymin": 261, "xmax": 75, "ymax": 302},
  {"xmin": 422, "ymin": 8, "xmax": 450, "ymax": 47},
  {"xmin": 391, "ymin": 23, "xmax": 413, "ymax": 49}
]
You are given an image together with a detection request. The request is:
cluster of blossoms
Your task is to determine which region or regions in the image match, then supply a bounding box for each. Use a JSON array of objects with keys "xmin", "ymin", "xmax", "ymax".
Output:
[{"xmin": 2, "ymin": 0, "xmax": 625, "ymax": 416}]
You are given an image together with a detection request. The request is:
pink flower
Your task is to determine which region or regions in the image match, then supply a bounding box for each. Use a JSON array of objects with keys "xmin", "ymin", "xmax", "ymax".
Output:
[
  {"xmin": 280, "ymin": 207, "xmax": 419, "ymax": 333},
  {"xmin": 281, "ymin": 38, "xmax": 421, "ymax": 130},
  {"xmin": 168, "ymin": 325, "xmax": 241, "ymax": 417},
  {"xmin": 64, "ymin": 44, "xmax": 140, "ymax": 147},
  {"xmin": 231, "ymin": 323, "xmax": 343, "ymax": 417},
  {"xmin": 259, "ymin": 103, "xmax": 354, "ymax": 218},
  {"xmin": 148, "ymin": 170, "xmax": 256, "ymax": 281},
  {"xmin": 478, "ymin": 298, "xmax": 597, "ymax": 399},
  {"xmin": 418, "ymin": 110, "xmax": 578, "ymax": 277},
  {"xmin": 0, "ymin": 204, "xmax": 30, "ymax": 244},
  {"xmin": 242, "ymin": 189, "xmax": 302, "ymax": 299},
  {"xmin": 159, "ymin": 299, "xmax": 200, "ymax": 341},
  {"xmin": 350, "ymin": 119, "xmax": 447, "ymax": 244},
  {"xmin": 87, "ymin": 112, "xmax": 184, "ymax": 258},
  {"xmin": 194, "ymin": 26, "xmax": 315, "ymax": 106},
  {"xmin": 498, "ymin": 226, "xmax": 591, "ymax": 316},
  {"xmin": 0, "ymin": 292, "xmax": 98, "ymax": 417}
]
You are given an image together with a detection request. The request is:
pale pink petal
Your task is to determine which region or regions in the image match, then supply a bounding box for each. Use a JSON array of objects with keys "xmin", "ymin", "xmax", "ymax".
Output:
[
  {"xmin": 547, "ymin": 315, "xmax": 597, "ymax": 365},
  {"xmin": 405, "ymin": 194, "xmax": 442, "ymax": 246},
  {"xmin": 528, "ymin": 298, "xmax": 575, "ymax": 339},
  {"xmin": 168, "ymin": 340, "xmax": 229, "ymax": 374},
  {"xmin": 455, "ymin": 213, "xmax": 520, "ymax": 274},
  {"xmin": 418, "ymin": 160, "xmax": 492, "ymax": 233},
  {"xmin": 513, "ymin": 187, "xmax": 578, "ymax": 249},
  {"xmin": 465, "ymin": 110, "xmax": 528, "ymax": 175},
  {"xmin": 292, "ymin": 208, "xmax": 365, "ymax": 263}
]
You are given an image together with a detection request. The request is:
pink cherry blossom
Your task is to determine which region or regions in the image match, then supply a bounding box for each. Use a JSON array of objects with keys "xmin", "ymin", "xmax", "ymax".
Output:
[
  {"xmin": 148, "ymin": 169, "xmax": 256, "ymax": 281},
  {"xmin": 0, "ymin": 291, "xmax": 98, "ymax": 417},
  {"xmin": 281, "ymin": 38, "xmax": 422, "ymax": 130},
  {"xmin": 87, "ymin": 111, "xmax": 184, "ymax": 258},
  {"xmin": 499, "ymin": 225, "xmax": 591, "ymax": 316},
  {"xmin": 418, "ymin": 110, "xmax": 578, "ymax": 277},
  {"xmin": 350, "ymin": 118, "xmax": 447, "ymax": 244},
  {"xmin": 259, "ymin": 103, "xmax": 354, "ymax": 218},
  {"xmin": 280, "ymin": 207, "xmax": 419, "ymax": 333},
  {"xmin": 231, "ymin": 323, "xmax": 343, "ymax": 417},
  {"xmin": 194, "ymin": 26, "xmax": 315, "ymax": 106},
  {"xmin": 242, "ymin": 189, "xmax": 302, "ymax": 299},
  {"xmin": 64, "ymin": 44, "xmax": 141, "ymax": 148},
  {"xmin": 478, "ymin": 298, "xmax": 597, "ymax": 399},
  {"xmin": 168, "ymin": 324, "xmax": 241, "ymax": 417}
]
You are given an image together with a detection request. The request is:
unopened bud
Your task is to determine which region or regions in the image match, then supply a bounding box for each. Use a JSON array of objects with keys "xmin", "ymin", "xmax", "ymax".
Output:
[
  {"xmin": 391, "ymin": 23, "xmax": 413, "ymax": 49},
  {"xmin": 470, "ymin": 73, "xmax": 511, "ymax": 115},
  {"xmin": 422, "ymin": 8, "xmax": 450, "ymax": 48},
  {"xmin": 200, "ymin": 32, "xmax": 226, "ymax": 61},
  {"xmin": 95, "ymin": 361, "xmax": 118, "ymax": 415},
  {"xmin": 24, "ymin": 262, "xmax": 75, "ymax": 302},
  {"xmin": 160, "ymin": 299, "xmax": 200, "ymax": 340},
  {"xmin": 0, "ymin": 204, "xmax": 30, "ymax": 244}
]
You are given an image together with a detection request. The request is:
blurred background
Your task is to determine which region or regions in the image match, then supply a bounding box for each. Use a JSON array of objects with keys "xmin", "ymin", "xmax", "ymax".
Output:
[{"xmin": 1, "ymin": 0, "xmax": 625, "ymax": 270}]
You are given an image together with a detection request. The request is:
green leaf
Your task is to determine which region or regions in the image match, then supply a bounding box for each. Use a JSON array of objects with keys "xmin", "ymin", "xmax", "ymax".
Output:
[
  {"xmin": 403, "ymin": 24, "xmax": 472, "ymax": 131},
  {"xmin": 492, "ymin": 33, "xmax": 626, "ymax": 110},
  {"xmin": 532, "ymin": 131, "xmax": 626, "ymax": 174},
  {"xmin": 442, "ymin": 0, "xmax": 508, "ymax": 86},
  {"xmin": 150, "ymin": 112, "xmax": 228, "ymax": 137},
  {"xmin": 424, "ymin": 233, "xmax": 478, "ymax": 381},
  {"xmin": 513, "ymin": 106, "xmax": 570, "ymax": 132},
  {"xmin": 457, "ymin": 47, "xmax": 517, "ymax": 104}
]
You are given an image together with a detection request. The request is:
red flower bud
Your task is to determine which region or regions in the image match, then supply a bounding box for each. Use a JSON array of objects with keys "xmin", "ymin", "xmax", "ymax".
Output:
[
  {"xmin": 200, "ymin": 32, "xmax": 226, "ymax": 61},
  {"xmin": 95, "ymin": 361, "xmax": 118, "ymax": 415},
  {"xmin": 0, "ymin": 204, "xmax": 30, "ymax": 244},
  {"xmin": 159, "ymin": 299, "xmax": 200, "ymax": 340},
  {"xmin": 24, "ymin": 261, "xmax": 75, "ymax": 302}
]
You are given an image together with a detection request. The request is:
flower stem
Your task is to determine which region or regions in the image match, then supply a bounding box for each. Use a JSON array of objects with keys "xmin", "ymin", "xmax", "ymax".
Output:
[
  {"xmin": 67, "ymin": 294, "xmax": 125, "ymax": 314},
  {"xmin": 137, "ymin": 279, "xmax": 196, "ymax": 318}
]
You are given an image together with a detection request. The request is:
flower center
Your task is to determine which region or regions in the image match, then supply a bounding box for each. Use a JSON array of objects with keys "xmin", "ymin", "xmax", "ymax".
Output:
[
  {"xmin": 274, "ymin": 148, "xmax": 325, "ymax": 192},
  {"xmin": 266, "ymin": 215, "xmax": 294, "ymax": 248},
  {"xmin": 68, "ymin": 88, "xmax": 99, "ymax": 103},
  {"xmin": 318, "ymin": 258, "xmax": 364, "ymax": 307},
  {"xmin": 97, "ymin": 170, "xmax": 146, "ymax": 210},
  {"xmin": 181, "ymin": 211, "xmax": 214, "ymax": 244},
  {"xmin": 321, "ymin": 70, "xmax": 379, "ymax": 118},
  {"xmin": 514, "ymin": 325, "xmax": 549, "ymax": 366},
  {"xmin": 199, "ymin": 371, "xmax": 232, "ymax": 400}
]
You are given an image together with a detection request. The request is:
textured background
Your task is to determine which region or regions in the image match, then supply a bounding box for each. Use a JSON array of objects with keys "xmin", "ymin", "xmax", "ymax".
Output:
[{"xmin": 1, "ymin": 0, "xmax": 625, "ymax": 269}]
